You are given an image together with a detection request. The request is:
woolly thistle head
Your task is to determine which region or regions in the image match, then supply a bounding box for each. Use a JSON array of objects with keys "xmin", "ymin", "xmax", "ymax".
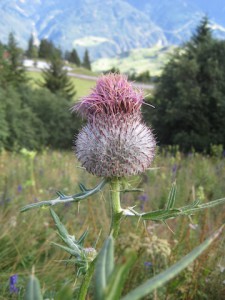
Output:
[
  {"xmin": 72, "ymin": 74, "xmax": 144, "ymax": 119},
  {"xmin": 73, "ymin": 74, "xmax": 156, "ymax": 178}
]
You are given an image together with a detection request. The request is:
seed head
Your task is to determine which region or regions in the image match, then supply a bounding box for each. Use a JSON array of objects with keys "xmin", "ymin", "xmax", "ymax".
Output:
[{"xmin": 74, "ymin": 74, "xmax": 156, "ymax": 177}]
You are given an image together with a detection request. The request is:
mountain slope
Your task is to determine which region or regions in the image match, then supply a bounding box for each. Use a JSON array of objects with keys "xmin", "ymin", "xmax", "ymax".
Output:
[{"xmin": 0, "ymin": 0, "xmax": 225, "ymax": 60}]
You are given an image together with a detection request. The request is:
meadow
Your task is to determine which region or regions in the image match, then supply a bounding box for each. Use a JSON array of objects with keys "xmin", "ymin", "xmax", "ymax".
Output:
[
  {"xmin": 27, "ymin": 71, "xmax": 96, "ymax": 100},
  {"xmin": 0, "ymin": 148, "xmax": 225, "ymax": 299}
]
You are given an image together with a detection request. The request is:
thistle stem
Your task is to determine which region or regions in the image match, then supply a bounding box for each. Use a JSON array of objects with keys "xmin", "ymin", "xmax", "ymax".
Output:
[
  {"xmin": 109, "ymin": 178, "xmax": 122, "ymax": 239},
  {"xmin": 77, "ymin": 259, "xmax": 96, "ymax": 300}
]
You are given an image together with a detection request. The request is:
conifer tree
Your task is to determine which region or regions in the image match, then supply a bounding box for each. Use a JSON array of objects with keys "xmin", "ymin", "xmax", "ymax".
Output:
[
  {"xmin": 82, "ymin": 49, "xmax": 91, "ymax": 70},
  {"xmin": 26, "ymin": 34, "xmax": 37, "ymax": 59},
  {"xmin": 6, "ymin": 32, "xmax": 26, "ymax": 85},
  {"xmin": 42, "ymin": 54, "xmax": 76, "ymax": 100},
  {"xmin": 38, "ymin": 39, "xmax": 61, "ymax": 59},
  {"xmin": 145, "ymin": 17, "xmax": 225, "ymax": 152},
  {"xmin": 69, "ymin": 49, "xmax": 81, "ymax": 66}
]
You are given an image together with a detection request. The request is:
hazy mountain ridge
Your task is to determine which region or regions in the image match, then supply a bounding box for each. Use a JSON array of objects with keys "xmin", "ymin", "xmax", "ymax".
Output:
[{"xmin": 0, "ymin": 0, "xmax": 225, "ymax": 60}]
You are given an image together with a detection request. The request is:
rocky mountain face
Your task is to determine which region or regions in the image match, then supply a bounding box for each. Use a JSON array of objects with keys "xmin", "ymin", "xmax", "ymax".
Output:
[{"xmin": 0, "ymin": 0, "xmax": 225, "ymax": 60}]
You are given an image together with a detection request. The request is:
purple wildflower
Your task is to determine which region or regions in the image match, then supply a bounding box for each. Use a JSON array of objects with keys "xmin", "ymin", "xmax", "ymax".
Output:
[
  {"xmin": 139, "ymin": 194, "xmax": 148, "ymax": 202},
  {"xmin": 144, "ymin": 261, "xmax": 152, "ymax": 269},
  {"xmin": 17, "ymin": 185, "xmax": 22, "ymax": 193},
  {"xmin": 73, "ymin": 74, "xmax": 156, "ymax": 177},
  {"xmin": 9, "ymin": 274, "xmax": 19, "ymax": 294},
  {"xmin": 139, "ymin": 194, "xmax": 148, "ymax": 210},
  {"xmin": 72, "ymin": 74, "xmax": 144, "ymax": 119}
]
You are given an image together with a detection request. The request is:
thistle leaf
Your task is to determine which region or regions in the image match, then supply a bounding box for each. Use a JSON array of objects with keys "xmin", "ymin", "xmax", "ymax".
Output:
[
  {"xmin": 127, "ymin": 197, "xmax": 225, "ymax": 221},
  {"xmin": 166, "ymin": 181, "xmax": 177, "ymax": 210},
  {"xmin": 20, "ymin": 179, "xmax": 108, "ymax": 212},
  {"xmin": 51, "ymin": 242, "xmax": 79, "ymax": 257},
  {"xmin": 77, "ymin": 229, "xmax": 89, "ymax": 247}
]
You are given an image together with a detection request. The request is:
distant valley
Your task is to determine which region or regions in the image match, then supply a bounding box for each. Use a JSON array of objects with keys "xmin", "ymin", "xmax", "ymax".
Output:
[{"xmin": 1, "ymin": 0, "xmax": 225, "ymax": 74}]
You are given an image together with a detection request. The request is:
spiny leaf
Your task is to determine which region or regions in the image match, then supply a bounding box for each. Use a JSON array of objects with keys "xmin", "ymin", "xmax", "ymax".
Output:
[
  {"xmin": 141, "ymin": 209, "xmax": 181, "ymax": 221},
  {"xmin": 79, "ymin": 183, "xmax": 88, "ymax": 192},
  {"xmin": 77, "ymin": 229, "xmax": 89, "ymax": 247},
  {"xmin": 21, "ymin": 179, "xmax": 108, "ymax": 212},
  {"xmin": 51, "ymin": 242, "xmax": 80, "ymax": 257},
  {"xmin": 121, "ymin": 225, "xmax": 224, "ymax": 300},
  {"xmin": 126, "ymin": 197, "xmax": 225, "ymax": 221},
  {"xmin": 166, "ymin": 181, "xmax": 177, "ymax": 210}
]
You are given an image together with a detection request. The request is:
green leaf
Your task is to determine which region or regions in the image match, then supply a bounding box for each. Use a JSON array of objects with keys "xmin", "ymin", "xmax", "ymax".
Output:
[
  {"xmin": 181, "ymin": 197, "xmax": 225, "ymax": 214},
  {"xmin": 77, "ymin": 229, "xmax": 89, "ymax": 247},
  {"xmin": 166, "ymin": 181, "xmax": 177, "ymax": 210},
  {"xmin": 121, "ymin": 225, "xmax": 224, "ymax": 300},
  {"xmin": 105, "ymin": 236, "xmax": 114, "ymax": 279},
  {"xmin": 24, "ymin": 274, "xmax": 43, "ymax": 300},
  {"xmin": 105, "ymin": 251, "xmax": 137, "ymax": 300},
  {"xmin": 55, "ymin": 284, "xmax": 74, "ymax": 300},
  {"xmin": 79, "ymin": 183, "xmax": 88, "ymax": 192},
  {"xmin": 50, "ymin": 208, "xmax": 80, "ymax": 252},
  {"xmin": 20, "ymin": 179, "xmax": 108, "ymax": 212},
  {"xmin": 141, "ymin": 209, "xmax": 181, "ymax": 221},
  {"xmin": 94, "ymin": 236, "xmax": 113, "ymax": 300},
  {"xmin": 51, "ymin": 242, "xmax": 79, "ymax": 257},
  {"xmin": 127, "ymin": 197, "xmax": 225, "ymax": 221}
]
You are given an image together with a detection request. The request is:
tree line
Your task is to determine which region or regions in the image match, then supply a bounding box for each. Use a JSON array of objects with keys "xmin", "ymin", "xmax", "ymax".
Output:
[
  {"xmin": 28, "ymin": 34, "xmax": 91, "ymax": 70},
  {"xmin": 0, "ymin": 33, "xmax": 82, "ymax": 151},
  {"xmin": 144, "ymin": 17, "xmax": 225, "ymax": 153},
  {"xmin": 1, "ymin": 18, "xmax": 225, "ymax": 153}
]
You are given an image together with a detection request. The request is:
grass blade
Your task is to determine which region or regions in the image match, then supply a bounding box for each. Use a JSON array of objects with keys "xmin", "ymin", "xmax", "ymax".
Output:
[
  {"xmin": 105, "ymin": 251, "xmax": 137, "ymax": 300},
  {"xmin": 121, "ymin": 225, "xmax": 224, "ymax": 300},
  {"xmin": 94, "ymin": 236, "xmax": 113, "ymax": 300}
]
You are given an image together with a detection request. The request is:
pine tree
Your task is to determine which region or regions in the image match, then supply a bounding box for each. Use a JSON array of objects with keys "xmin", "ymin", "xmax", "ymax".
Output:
[
  {"xmin": 26, "ymin": 34, "xmax": 38, "ymax": 59},
  {"xmin": 6, "ymin": 32, "xmax": 27, "ymax": 85},
  {"xmin": 42, "ymin": 54, "xmax": 76, "ymax": 100},
  {"xmin": 69, "ymin": 49, "xmax": 81, "ymax": 66},
  {"xmin": 82, "ymin": 49, "xmax": 91, "ymax": 70},
  {"xmin": 145, "ymin": 17, "xmax": 225, "ymax": 152},
  {"xmin": 38, "ymin": 39, "xmax": 61, "ymax": 59}
]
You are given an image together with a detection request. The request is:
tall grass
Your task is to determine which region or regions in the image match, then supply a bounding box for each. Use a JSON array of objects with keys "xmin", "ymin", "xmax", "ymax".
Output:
[{"xmin": 0, "ymin": 149, "xmax": 225, "ymax": 299}]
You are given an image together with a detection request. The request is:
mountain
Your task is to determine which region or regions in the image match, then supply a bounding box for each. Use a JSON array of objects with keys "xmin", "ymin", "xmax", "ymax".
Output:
[{"xmin": 0, "ymin": 0, "xmax": 225, "ymax": 60}]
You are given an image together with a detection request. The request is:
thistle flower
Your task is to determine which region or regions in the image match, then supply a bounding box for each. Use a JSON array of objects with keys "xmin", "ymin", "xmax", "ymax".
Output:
[{"xmin": 74, "ymin": 74, "xmax": 156, "ymax": 177}]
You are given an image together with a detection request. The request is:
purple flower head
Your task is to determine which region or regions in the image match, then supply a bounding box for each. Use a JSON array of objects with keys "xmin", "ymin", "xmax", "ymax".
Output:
[
  {"xmin": 139, "ymin": 194, "xmax": 148, "ymax": 202},
  {"xmin": 17, "ymin": 185, "xmax": 22, "ymax": 193},
  {"xmin": 74, "ymin": 74, "xmax": 156, "ymax": 177},
  {"xmin": 73, "ymin": 74, "xmax": 144, "ymax": 119},
  {"xmin": 144, "ymin": 261, "xmax": 152, "ymax": 269},
  {"xmin": 9, "ymin": 274, "xmax": 19, "ymax": 294}
]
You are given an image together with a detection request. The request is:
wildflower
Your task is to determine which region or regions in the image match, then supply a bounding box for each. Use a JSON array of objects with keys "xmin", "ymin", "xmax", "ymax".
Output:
[
  {"xmin": 73, "ymin": 74, "xmax": 156, "ymax": 177},
  {"xmin": 144, "ymin": 261, "xmax": 152, "ymax": 269},
  {"xmin": 139, "ymin": 193, "xmax": 148, "ymax": 211},
  {"xmin": 17, "ymin": 185, "xmax": 22, "ymax": 193},
  {"xmin": 9, "ymin": 274, "xmax": 19, "ymax": 294}
]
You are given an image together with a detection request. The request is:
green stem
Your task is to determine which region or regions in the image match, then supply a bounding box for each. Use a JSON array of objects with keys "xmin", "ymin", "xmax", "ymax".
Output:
[
  {"xmin": 77, "ymin": 178, "xmax": 122, "ymax": 299},
  {"xmin": 77, "ymin": 259, "xmax": 96, "ymax": 300},
  {"xmin": 109, "ymin": 178, "xmax": 122, "ymax": 239}
]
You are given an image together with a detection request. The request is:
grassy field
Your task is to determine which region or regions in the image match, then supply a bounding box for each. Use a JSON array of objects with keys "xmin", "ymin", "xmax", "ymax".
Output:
[
  {"xmin": 0, "ymin": 149, "xmax": 225, "ymax": 299},
  {"xmin": 27, "ymin": 71, "xmax": 96, "ymax": 100},
  {"xmin": 92, "ymin": 45, "xmax": 175, "ymax": 76}
]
